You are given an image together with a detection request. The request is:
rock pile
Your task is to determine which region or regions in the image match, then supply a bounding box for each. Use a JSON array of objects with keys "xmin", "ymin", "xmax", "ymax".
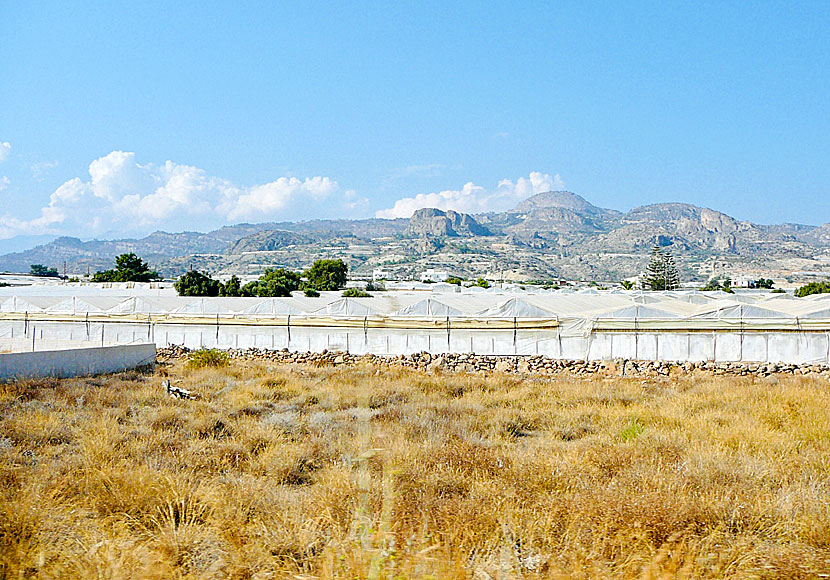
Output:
[{"xmin": 156, "ymin": 346, "xmax": 830, "ymax": 379}]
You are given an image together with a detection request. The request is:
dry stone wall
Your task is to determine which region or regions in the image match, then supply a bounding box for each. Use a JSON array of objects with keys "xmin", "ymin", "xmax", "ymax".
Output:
[{"xmin": 158, "ymin": 345, "xmax": 830, "ymax": 380}]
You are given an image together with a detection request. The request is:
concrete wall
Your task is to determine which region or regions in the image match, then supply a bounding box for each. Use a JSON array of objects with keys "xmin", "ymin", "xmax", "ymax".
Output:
[{"xmin": 0, "ymin": 343, "xmax": 156, "ymax": 382}]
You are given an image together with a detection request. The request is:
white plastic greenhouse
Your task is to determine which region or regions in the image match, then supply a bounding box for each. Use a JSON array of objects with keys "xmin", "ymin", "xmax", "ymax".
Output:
[{"xmin": 2, "ymin": 286, "xmax": 830, "ymax": 363}]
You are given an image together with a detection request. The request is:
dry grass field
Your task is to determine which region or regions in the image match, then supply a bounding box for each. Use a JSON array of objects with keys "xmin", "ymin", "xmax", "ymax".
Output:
[{"xmin": 1, "ymin": 360, "xmax": 830, "ymax": 579}]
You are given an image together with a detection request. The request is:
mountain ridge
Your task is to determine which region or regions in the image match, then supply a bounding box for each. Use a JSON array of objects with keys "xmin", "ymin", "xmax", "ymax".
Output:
[{"xmin": 1, "ymin": 192, "xmax": 828, "ymax": 282}]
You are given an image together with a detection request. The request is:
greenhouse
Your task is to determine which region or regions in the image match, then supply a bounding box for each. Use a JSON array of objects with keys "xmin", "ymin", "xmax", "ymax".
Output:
[{"xmin": 2, "ymin": 286, "xmax": 830, "ymax": 363}]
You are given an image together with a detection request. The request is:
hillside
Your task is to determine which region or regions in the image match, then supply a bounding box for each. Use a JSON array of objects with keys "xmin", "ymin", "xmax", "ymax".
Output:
[{"xmin": 2, "ymin": 191, "xmax": 829, "ymax": 282}]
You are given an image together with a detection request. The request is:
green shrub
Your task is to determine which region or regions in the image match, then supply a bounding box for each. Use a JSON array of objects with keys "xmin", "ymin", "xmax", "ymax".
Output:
[
  {"xmin": 749, "ymin": 278, "xmax": 774, "ymax": 289},
  {"xmin": 304, "ymin": 259, "xmax": 348, "ymax": 291},
  {"xmin": 30, "ymin": 264, "xmax": 60, "ymax": 277},
  {"xmin": 446, "ymin": 276, "xmax": 463, "ymax": 286},
  {"xmin": 220, "ymin": 275, "xmax": 243, "ymax": 297},
  {"xmin": 92, "ymin": 253, "xmax": 160, "ymax": 282},
  {"xmin": 342, "ymin": 288, "xmax": 371, "ymax": 297},
  {"xmin": 701, "ymin": 278, "xmax": 734, "ymax": 293},
  {"xmin": 795, "ymin": 281, "xmax": 830, "ymax": 298},
  {"xmin": 304, "ymin": 288, "xmax": 320, "ymax": 297},
  {"xmin": 187, "ymin": 349, "xmax": 230, "ymax": 369},
  {"xmin": 242, "ymin": 268, "xmax": 301, "ymax": 297},
  {"xmin": 175, "ymin": 270, "xmax": 221, "ymax": 296}
]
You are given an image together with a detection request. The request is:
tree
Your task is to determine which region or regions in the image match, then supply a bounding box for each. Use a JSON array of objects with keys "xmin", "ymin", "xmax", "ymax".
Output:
[
  {"xmin": 174, "ymin": 270, "xmax": 221, "ymax": 296},
  {"xmin": 92, "ymin": 253, "xmax": 159, "ymax": 282},
  {"xmin": 641, "ymin": 245, "xmax": 680, "ymax": 291},
  {"xmin": 749, "ymin": 278, "xmax": 774, "ymax": 289},
  {"xmin": 220, "ymin": 275, "xmax": 243, "ymax": 297},
  {"xmin": 30, "ymin": 264, "xmax": 59, "ymax": 277},
  {"xmin": 702, "ymin": 278, "xmax": 734, "ymax": 293},
  {"xmin": 795, "ymin": 281, "xmax": 830, "ymax": 298},
  {"xmin": 446, "ymin": 276, "xmax": 463, "ymax": 286},
  {"xmin": 475, "ymin": 277, "xmax": 491, "ymax": 289},
  {"xmin": 620, "ymin": 280, "xmax": 635, "ymax": 290},
  {"xmin": 342, "ymin": 288, "xmax": 371, "ymax": 297},
  {"xmin": 242, "ymin": 268, "xmax": 301, "ymax": 297},
  {"xmin": 304, "ymin": 259, "xmax": 348, "ymax": 291}
]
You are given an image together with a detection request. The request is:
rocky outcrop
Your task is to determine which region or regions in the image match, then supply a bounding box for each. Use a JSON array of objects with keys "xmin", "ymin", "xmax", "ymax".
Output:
[{"xmin": 405, "ymin": 208, "xmax": 490, "ymax": 237}]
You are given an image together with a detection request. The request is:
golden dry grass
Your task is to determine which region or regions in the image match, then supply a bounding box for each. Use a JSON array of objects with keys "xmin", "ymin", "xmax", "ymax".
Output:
[{"xmin": 1, "ymin": 361, "xmax": 829, "ymax": 579}]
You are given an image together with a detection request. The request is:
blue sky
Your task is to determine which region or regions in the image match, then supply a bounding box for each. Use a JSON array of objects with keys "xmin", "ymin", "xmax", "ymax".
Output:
[{"xmin": 1, "ymin": 1, "xmax": 829, "ymax": 247}]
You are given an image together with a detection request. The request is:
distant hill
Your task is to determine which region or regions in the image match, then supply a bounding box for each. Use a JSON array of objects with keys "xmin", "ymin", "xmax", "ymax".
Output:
[
  {"xmin": 226, "ymin": 230, "xmax": 313, "ymax": 254},
  {"xmin": 0, "ymin": 232, "xmax": 226, "ymax": 276},
  {"xmin": 2, "ymin": 191, "xmax": 828, "ymax": 282},
  {"xmin": 514, "ymin": 190, "xmax": 609, "ymax": 214}
]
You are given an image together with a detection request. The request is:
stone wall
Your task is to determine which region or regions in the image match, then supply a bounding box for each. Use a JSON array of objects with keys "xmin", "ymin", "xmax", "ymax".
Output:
[{"xmin": 158, "ymin": 345, "xmax": 830, "ymax": 380}]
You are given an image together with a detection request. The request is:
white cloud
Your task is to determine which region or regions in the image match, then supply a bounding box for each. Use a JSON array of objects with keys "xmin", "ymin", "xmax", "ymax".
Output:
[
  {"xmin": 31, "ymin": 160, "xmax": 59, "ymax": 181},
  {"xmin": 375, "ymin": 171, "xmax": 565, "ymax": 219},
  {"xmin": 0, "ymin": 150, "xmax": 369, "ymax": 239},
  {"xmin": 343, "ymin": 189, "xmax": 370, "ymax": 213},
  {"xmin": 0, "ymin": 142, "xmax": 10, "ymax": 163},
  {"xmin": 0, "ymin": 176, "xmax": 9, "ymax": 191},
  {"xmin": 226, "ymin": 176, "xmax": 338, "ymax": 221}
]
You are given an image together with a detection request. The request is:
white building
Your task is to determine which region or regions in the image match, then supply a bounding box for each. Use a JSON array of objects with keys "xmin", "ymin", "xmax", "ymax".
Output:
[
  {"xmin": 420, "ymin": 269, "xmax": 450, "ymax": 282},
  {"xmin": 372, "ymin": 268, "xmax": 391, "ymax": 281}
]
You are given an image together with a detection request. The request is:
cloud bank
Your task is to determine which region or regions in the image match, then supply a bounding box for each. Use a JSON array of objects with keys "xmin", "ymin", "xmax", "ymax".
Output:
[
  {"xmin": 0, "ymin": 151, "xmax": 368, "ymax": 239},
  {"xmin": 375, "ymin": 172, "xmax": 565, "ymax": 219},
  {"xmin": 0, "ymin": 142, "xmax": 10, "ymax": 164},
  {"xmin": 0, "ymin": 149, "xmax": 565, "ymax": 241}
]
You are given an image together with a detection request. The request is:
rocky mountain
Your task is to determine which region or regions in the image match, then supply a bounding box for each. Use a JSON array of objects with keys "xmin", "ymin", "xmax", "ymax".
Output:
[
  {"xmin": 404, "ymin": 208, "xmax": 491, "ymax": 237},
  {"xmin": 802, "ymin": 223, "xmax": 830, "ymax": 245},
  {"xmin": 514, "ymin": 190, "xmax": 611, "ymax": 215},
  {"xmin": 226, "ymin": 230, "xmax": 313, "ymax": 254},
  {"xmin": 2, "ymin": 191, "xmax": 829, "ymax": 283}
]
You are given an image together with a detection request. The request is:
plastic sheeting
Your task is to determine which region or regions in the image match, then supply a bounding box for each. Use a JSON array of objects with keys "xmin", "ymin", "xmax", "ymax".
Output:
[
  {"xmin": 3, "ymin": 287, "xmax": 830, "ymax": 363},
  {"xmin": 393, "ymin": 298, "xmax": 466, "ymax": 317}
]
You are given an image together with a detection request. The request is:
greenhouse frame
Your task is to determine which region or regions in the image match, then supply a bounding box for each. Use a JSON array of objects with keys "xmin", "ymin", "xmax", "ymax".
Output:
[{"xmin": 2, "ymin": 286, "xmax": 830, "ymax": 364}]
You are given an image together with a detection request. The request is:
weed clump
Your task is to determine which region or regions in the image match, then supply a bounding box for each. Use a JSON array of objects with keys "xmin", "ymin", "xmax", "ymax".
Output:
[
  {"xmin": 186, "ymin": 348, "xmax": 230, "ymax": 369},
  {"xmin": 620, "ymin": 416, "xmax": 646, "ymax": 441}
]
